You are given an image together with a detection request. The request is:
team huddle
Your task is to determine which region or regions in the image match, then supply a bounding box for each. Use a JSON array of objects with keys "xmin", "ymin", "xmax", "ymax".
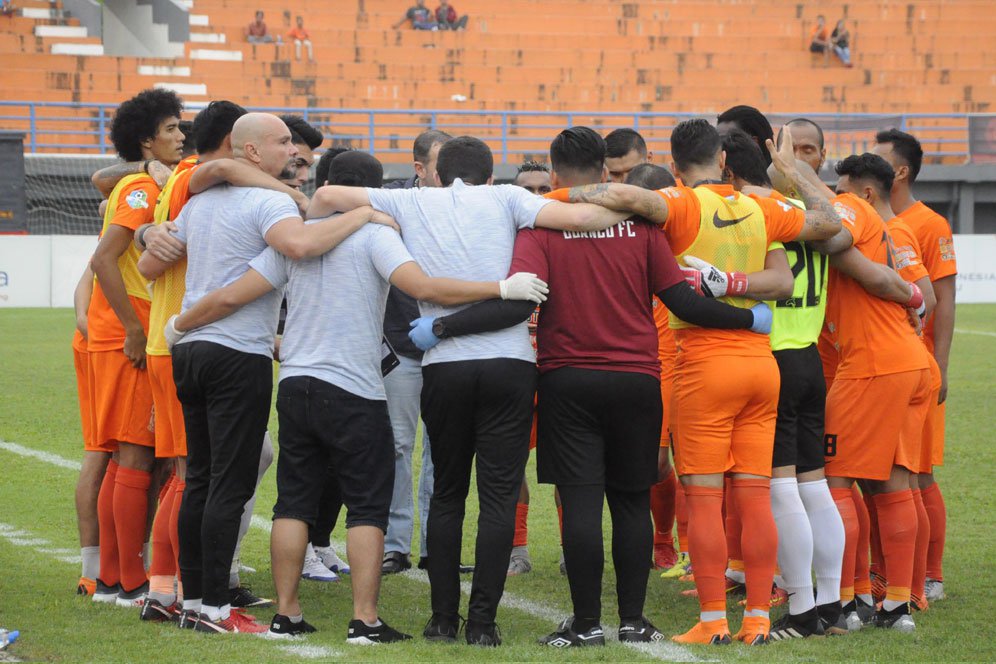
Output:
[{"xmin": 70, "ymin": 88, "xmax": 955, "ymax": 647}]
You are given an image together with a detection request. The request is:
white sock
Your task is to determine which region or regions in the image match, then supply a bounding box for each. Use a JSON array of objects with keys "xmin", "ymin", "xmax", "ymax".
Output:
[
  {"xmin": 363, "ymin": 618, "xmax": 383, "ymax": 627},
  {"xmin": 744, "ymin": 608, "xmax": 769, "ymax": 618},
  {"xmin": 883, "ymin": 599, "xmax": 905, "ymax": 612},
  {"xmin": 770, "ymin": 477, "xmax": 816, "ymax": 615},
  {"xmin": 700, "ymin": 610, "xmax": 725, "ymax": 622},
  {"xmin": 725, "ymin": 568, "xmax": 746, "ymax": 584},
  {"xmin": 289, "ymin": 614, "xmax": 303, "ymax": 623},
  {"xmin": 799, "ymin": 479, "xmax": 844, "ymax": 606},
  {"xmin": 202, "ymin": 603, "xmax": 231, "ymax": 621},
  {"xmin": 81, "ymin": 546, "xmax": 100, "ymax": 580},
  {"xmin": 182, "ymin": 598, "xmax": 202, "ymax": 612}
]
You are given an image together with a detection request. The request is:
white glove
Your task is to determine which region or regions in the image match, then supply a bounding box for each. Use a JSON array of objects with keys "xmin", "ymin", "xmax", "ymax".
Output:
[
  {"xmin": 164, "ymin": 314, "xmax": 186, "ymax": 350},
  {"xmin": 499, "ymin": 272, "xmax": 549, "ymax": 303},
  {"xmin": 682, "ymin": 255, "xmax": 749, "ymax": 298}
]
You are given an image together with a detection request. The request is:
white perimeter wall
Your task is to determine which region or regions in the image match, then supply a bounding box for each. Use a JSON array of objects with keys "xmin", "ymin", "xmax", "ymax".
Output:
[{"xmin": 1, "ymin": 234, "xmax": 995, "ymax": 307}]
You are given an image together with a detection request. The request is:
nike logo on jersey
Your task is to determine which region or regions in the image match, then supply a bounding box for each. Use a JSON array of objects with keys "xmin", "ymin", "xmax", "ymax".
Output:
[{"xmin": 712, "ymin": 211, "xmax": 750, "ymax": 228}]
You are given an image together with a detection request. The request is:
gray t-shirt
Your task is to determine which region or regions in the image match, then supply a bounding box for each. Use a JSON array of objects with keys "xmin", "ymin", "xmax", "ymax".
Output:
[
  {"xmin": 366, "ymin": 179, "xmax": 553, "ymax": 366},
  {"xmin": 251, "ymin": 221, "xmax": 415, "ymax": 400},
  {"xmin": 174, "ymin": 185, "xmax": 299, "ymax": 357}
]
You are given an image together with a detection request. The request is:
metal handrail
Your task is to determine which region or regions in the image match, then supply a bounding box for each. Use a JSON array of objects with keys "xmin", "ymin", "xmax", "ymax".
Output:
[{"xmin": 0, "ymin": 100, "xmax": 985, "ymax": 162}]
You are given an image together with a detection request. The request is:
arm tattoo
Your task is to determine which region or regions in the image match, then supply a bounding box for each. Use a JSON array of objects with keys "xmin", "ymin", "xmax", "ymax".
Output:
[
  {"xmin": 568, "ymin": 183, "xmax": 611, "ymax": 205},
  {"xmin": 791, "ymin": 171, "xmax": 841, "ymax": 238}
]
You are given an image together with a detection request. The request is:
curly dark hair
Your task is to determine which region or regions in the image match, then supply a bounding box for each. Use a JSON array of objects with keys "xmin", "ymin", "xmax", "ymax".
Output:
[{"xmin": 110, "ymin": 88, "xmax": 184, "ymax": 162}]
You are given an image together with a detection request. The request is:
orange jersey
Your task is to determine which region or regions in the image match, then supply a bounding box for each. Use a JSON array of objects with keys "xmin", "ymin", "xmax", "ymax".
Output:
[
  {"xmin": 655, "ymin": 183, "xmax": 805, "ymax": 359},
  {"xmin": 886, "ymin": 217, "xmax": 930, "ymax": 284},
  {"xmin": 87, "ymin": 174, "xmax": 158, "ymax": 351},
  {"xmin": 147, "ymin": 157, "xmax": 199, "ymax": 356},
  {"xmin": 897, "ymin": 201, "xmax": 957, "ymax": 350},
  {"xmin": 823, "ymin": 194, "xmax": 929, "ymax": 380}
]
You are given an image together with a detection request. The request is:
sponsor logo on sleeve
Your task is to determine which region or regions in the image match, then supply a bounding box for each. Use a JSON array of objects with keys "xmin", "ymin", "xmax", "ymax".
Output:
[
  {"xmin": 939, "ymin": 237, "xmax": 956, "ymax": 261},
  {"xmin": 126, "ymin": 190, "xmax": 149, "ymax": 210}
]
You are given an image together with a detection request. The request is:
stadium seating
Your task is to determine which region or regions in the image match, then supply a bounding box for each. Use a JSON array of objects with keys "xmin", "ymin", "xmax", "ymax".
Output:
[{"xmin": 1, "ymin": 0, "xmax": 993, "ymax": 158}]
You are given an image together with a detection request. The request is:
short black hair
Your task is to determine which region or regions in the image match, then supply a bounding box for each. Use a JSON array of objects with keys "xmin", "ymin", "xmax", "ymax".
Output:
[
  {"xmin": 835, "ymin": 152, "xmax": 895, "ymax": 196},
  {"xmin": 670, "ymin": 119, "xmax": 722, "ymax": 173},
  {"xmin": 110, "ymin": 88, "xmax": 184, "ymax": 162},
  {"xmin": 625, "ymin": 163, "xmax": 676, "ymax": 190},
  {"xmin": 435, "ymin": 135, "xmax": 493, "ymax": 186},
  {"xmin": 280, "ymin": 114, "xmax": 323, "ymax": 150},
  {"xmin": 516, "ymin": 160, "xmax": 549, "ymax": 175},
  {"xmin": 314, "ymin": 147, "xmax": 352, "ymax": 186},
  {"xmin": 716, "ymin": 105, "xmax": 774, "ymax": 165},
  {"xmin": 514, "ymin": 160, "xmax": 549, "ymax": 185},
  {"xmin": 328, "ymin": 151, "xmax": 384, "ymax": 188},
  {"xmin": 721, "ymin": 128, "xmax": 772, "ymax": 187},
  {"xmin": 192, "ymin": 100, "xmax": 247, "ymax": 153},
  {"xmin": 413, "ymin": 129, "xmax": 452, "ymax": 163},
  {"xmin": 784, "ymin": 117, "xmax": 825, "ymax": 150},
  {"xmin": 875, "ymin": 128, "xmax": 924, "ymax": 182},
  {"xmin": 550, "ymin": 126, "xmax": 605, "ymax": 177},
  {"xmin": 605, "ymin": 128, "xmax": 648, "ymax": 159}
]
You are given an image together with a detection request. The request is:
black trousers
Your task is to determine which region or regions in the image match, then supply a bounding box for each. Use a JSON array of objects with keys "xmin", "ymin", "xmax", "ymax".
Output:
[
  {"xmin": 173, "ymin": 341, "xmax": 272, "ymax": 608},
  {"xmin": 420, "ymin": 358, "xmax": 536, "ymax": 624}
]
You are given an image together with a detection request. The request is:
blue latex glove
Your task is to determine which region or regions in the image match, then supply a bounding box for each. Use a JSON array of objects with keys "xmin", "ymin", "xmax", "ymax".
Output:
[
  {"xmin": 409, "ymin": 317, "xmax": 442, "ymax": 351},
  {"xmin": 749, "ymin": 302, "xmax": 773, "ymax": 334}
]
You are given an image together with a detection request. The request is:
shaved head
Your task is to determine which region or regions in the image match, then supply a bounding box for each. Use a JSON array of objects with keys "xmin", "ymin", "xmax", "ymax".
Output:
[{"xmin": 231, "ymin": 112, "xmax": 298, "ymax": 178}]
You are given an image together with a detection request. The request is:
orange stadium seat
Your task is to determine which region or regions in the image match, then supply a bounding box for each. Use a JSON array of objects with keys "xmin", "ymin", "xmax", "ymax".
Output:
[{"xmin": 1, "ymin": 0, "xmax": 993, "ymax": 162}]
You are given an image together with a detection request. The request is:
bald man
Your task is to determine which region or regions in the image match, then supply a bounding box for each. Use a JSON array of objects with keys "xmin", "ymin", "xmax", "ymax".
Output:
[{"xmin": 138, "ymin": 112, "xmax": 398, "ymax": 634}]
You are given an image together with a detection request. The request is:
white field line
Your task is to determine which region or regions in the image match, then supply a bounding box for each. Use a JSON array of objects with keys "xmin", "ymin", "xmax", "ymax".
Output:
[
  {"xmin": 3, "ymin": 444, "xmax": 697, "ymax": 661},
  {"xmin": 0, "ymin": 522, "xmax": 81, "ymax": 564},
  {"xmin": 955, "ymin": 328, "xmax": 996, "ymax": 337},
  {"xmin": 275, "ymin": 645, "xmax": 342, "ymax": 659}
]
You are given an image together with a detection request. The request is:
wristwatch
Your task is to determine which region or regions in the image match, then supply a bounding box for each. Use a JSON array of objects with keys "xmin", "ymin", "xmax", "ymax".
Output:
[{"xmin": 431, "ymin": 318, "xmax": 449, "ymax": 339}]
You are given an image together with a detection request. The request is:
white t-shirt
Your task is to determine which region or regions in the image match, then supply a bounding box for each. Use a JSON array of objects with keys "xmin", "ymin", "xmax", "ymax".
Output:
[
  {"xmin": 251, "ymin": 221, "xmax": 414, "ymax": 400},
  {"xmin": 174, "ymin": 185, "xmax": 298, "ymax": 357},
  {"xmin": 366, "ymin": 179, "xmax": 553, "ymax": 366}
]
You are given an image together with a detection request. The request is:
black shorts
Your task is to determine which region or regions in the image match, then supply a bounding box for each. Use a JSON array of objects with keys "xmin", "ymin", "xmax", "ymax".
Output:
[
  {"xmin": 536, "ymin": 367, "xmax": 661, "ymax": 491},
  {"xmin": 273, "ymin": 376, "xmax": 394, "ymax": 531},
  {"xmin": 810, "ymin": 42, "xmax": 827, "ymax": 53},
  {"xmin": 772, "ymin": 345, "xmax": 826, "ymax": 473}
]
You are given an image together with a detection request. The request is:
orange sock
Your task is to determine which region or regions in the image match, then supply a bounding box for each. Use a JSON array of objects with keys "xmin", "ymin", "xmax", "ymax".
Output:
[
  {"xmin": 170, "ymin": 479, "xmax": 185, "ymax": 585},
  {"xmin": 675, "ymin": 482, "xmax": 689, "ymax": 552},
  {"xmin": 864, "ymin": 492, "xmax": 884, "ymax": 579},
  {"xmin": 724, "ymin": 478, "xmax": 743, "ymax": 574},
  {"xmin": 149, "ymin": 475, "xmax": 177, "ymax": 579},
  {"xmin": 513, "ymin": 502, "xmax": 529, "ymax": 548},
  {"xmin": 911, "ymin": 489, "xmax": 930, "ymax": 599},
  {"xmin": 114, "ymin": 466, "xmax": 151, "ymax": 592},
  {"xmin": 830, "ymin": 487, "xmax": 858, "ymax": 603},
  {"xmin": 733, "ymin": 479, "xmax": 777, "ymax": 613},
  {"xmin": 873, "ymin": 489, "xmax": 916, "ymax": 605},
  {"xmin": 684, "ymin": 485, "xmax": 727, "ymax": 615},
  {"xmin": 651, "ymin": 468, "xmax": 676, "ymax": 548},
  {"xmin": 851, "ymin": 485, "xmax": 871, "ymax": 596},
  {"xmin": 97, "ymin": 460, "xmax": 120, "ymax": 587},
  {"xmin": 921, "ymin": 482, "xmax": 945, "ymax": 580}
]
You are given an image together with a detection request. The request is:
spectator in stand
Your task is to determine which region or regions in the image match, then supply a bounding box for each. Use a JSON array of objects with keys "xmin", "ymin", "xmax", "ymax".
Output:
[
  {"xmin": 436, "ymin": 1, "xmax": 469, "ymax": 31},
  {"xmin": 831, "ymin": 19, "xmax": 853, "ymax": 67},
  {"xmin": 245, "ymin": 10, "xmax": 277, "ymax": 44},
  {"xmin": 287, "ymin": 16, "xmax": 314, "ymax": 62},
  {"xmin": 393, "ymin": 0, "xmax": 438, "ymax": 30},
  {"xmin": 1, "ymin": 0, "xmax": 15, "ymax": 18},
  {"xmin": 809, "ymin": 15, "xmax": 829, "ymax": 57}
]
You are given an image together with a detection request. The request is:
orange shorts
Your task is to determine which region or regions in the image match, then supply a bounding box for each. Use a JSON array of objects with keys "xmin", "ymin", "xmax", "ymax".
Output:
[
  {"xmin": 824, "ymin": 368, "xmax": 931, "ymax": 481},
  {"xmin": 88, "ymin": 349, "xmax": 155, "ymax": 450},
  {"xmin": 148, "ymin": 354, "xmax": 186, "ymax": 458},
  {"xmin": 659, "ymin": 370, "xmax": 674, "ymax": 448},
  {"xmin": 916, "ymin": 357, "xmax": 943, "ymax": 472},
  {"xmin": 926, "ymin": 399, "xmax": 946, "ymax": 467},
  {"xmin": 671, "ymin": 354, "xmax": 780, "ymax": 477},
  {"xmin": 73, "ymin": 340, "xmax": 100, "ymax": 452}
]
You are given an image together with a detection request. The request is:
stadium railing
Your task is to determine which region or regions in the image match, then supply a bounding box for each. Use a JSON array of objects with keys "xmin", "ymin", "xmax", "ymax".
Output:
[{"xmin": 0, "ymin": 100, "xmax": 986, "ymax": 163}]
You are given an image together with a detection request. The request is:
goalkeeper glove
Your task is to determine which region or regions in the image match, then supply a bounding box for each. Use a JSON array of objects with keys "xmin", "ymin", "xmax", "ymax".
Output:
[{"xmin": 681, "ymin": 255, "xmax": 749, "ymax": 298}]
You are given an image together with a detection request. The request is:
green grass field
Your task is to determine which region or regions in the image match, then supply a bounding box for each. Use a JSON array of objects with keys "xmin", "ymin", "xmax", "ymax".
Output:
[{"xmin": 0, "ymin": 306, "xmax": 994, "ymax": 662}]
